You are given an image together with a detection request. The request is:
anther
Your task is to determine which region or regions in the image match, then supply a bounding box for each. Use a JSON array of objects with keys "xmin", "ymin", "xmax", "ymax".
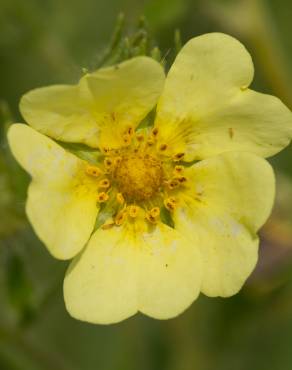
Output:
[
  {"xmin": 166, "ymin": 178, "xmax": 179, "ymax": 190},
  {"xmin": 86, "ymin": 165, "xmax": 102, "ymax": 177},
  {"xmin": 128, "ymin": 205, "xmax": 140, "ymax": 218},
  {"xmin": 174, "ymin": 165, "xmax": 184, "ymax": 174},
  {"xmin": 102, "ymin": 147, "xmax": 110, "ymax": 154},
  {"xmin": 164, "ymin": 197, "xmax": 177, "ymax": 211},
  {"xmin": 114, "ymin": 156, "xmax": 122, "ymax": 166},
  {"xmin": 116, "ymin": 192, "xmax": 125, "ymax": 204},
  {"xmin": 115, "ymin": 210, "xmax": 127, "ymax": 226},
  {"xmin": 101, "ymin": 220, "xmax": 115, "ymax": 230},
  {"xmin": 150, "ymin": 207, "xmax": 160, "ymax": 218},
  {"xmin": 98, "ymin": 179, "xmax": 111, "ymax": 189},
  {"xmin": 97, "ymin": 192, "xmax": 109, "ymax": 203},
  {"xmin": 104, "ymin": 157, "xmax": 113, "ymax": 168},
  {"xmin": 151, "ymin": 127, "xmax": 159, "ymax": 137},
  {"xmin": 126, "ymin": 126, "xmax": 134, "ymax": 136},
  {"xmin": 177, "ymin": 176, "xmax": 187, "ymax": 184},
  {"xmin": 173, "ymin": 152, "xmax": 185, "ymax": 161},
  {"xmin": 136, "ymin": 133, "xmax": 144, "ymax": 142},
  {"xmin": 147, "ymin": 138, "xmax": 155, "ymax": 146},
  {"xmin": 146, "ymin": 213, "xmax": 156, "ymax": 224},
  {"xmin": 123, "ymin": 133, "xmax": 132, "ymax": 146},
  {"xmin": 159, "ymin": 143, "xmax": 168, "ymax": 151},
  {"xmin": 146, "ymin": 207, "xmax": 160, "ymax": 224}
]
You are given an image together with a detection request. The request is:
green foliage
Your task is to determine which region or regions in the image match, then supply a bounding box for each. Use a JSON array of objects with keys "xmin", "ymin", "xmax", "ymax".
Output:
[
  {"xmin": 4, "ymin": 253, "xmax": 36, "ymax": 325},
  {"xmin": 91, "ymin": 13, "xmax": 163, "ymax": 68}
]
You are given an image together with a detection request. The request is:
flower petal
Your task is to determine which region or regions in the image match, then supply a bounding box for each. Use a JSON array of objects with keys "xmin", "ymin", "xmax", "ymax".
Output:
[
  {"xmin": 64, "ymin": 222, "xmax": 202, "ymax": 324},
  {"xmin": 20, "ymin": 84, "xmax": 98, "ymax": 147},
  {"xmin": 84, "ymin": 57, "xmax": 165, "ymax": 150},
  {"xmin": 20, "ymin": 57, "xmax": 165, "ymax": 150},
  {"xmin": 155, "ymin": 33, "xmax": 292, "ymax": 160},
  {"xmin": 8, "ymin": 124, "xmax": 100, "ymax": 260},
  {"xmin": 173, "ymin": 152, "xmax": 275, "ymax": 297}
]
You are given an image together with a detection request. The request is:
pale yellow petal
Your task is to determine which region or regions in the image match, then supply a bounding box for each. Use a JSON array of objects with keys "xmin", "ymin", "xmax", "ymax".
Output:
[
  {"xmin": 21, "ymin": 57, "xmax": 165, "ymax": 149},
  {"xmin": 155, "ymin": 33, "xmax": 292, "ymax": 160},
  {"xmin": 138, "ymin": 223, "xmax": 201, "ymax": 319},
  {"xmin": 64, "ymin": 222, "xmax": 202, "ymax": 324},
  {"xmin": 20, "ymin": 85, "xmax": 99, "ymax": 147},
  {"xmin": 64, "ymin": 226, "xmax": 139, "ymax": 324},
  {"xmin": 8, "ymin": 124, "xmax": 100, "ymax": 259},
  {"xmin": 83, "ymin": 57, "xmax": 165, "ymax": 150},
  {"xmin": 173, "ymin": 152, "xmax": 275, "ymax": 296}
]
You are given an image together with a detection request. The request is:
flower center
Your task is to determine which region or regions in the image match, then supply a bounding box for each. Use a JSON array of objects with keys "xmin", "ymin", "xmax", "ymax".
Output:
[
  {"xmin": 85, "ymin": 128, "xmax": 190, "ymax": 229},
  {"xmin": 114, "ymin": 154, "xmax": 163, "ymax": 202}
]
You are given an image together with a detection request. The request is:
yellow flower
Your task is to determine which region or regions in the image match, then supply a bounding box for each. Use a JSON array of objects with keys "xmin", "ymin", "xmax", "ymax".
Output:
[{"xmin": 8, "ymin": 33, "xmax": 292, "ymax": 324}]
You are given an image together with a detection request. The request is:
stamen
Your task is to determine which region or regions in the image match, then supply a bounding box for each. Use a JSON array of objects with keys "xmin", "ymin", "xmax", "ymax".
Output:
[
  {"xmin": 164, "ymin": 197, "xmax": 177, "ymax": 211},
  {"xmin": 176, "ymin": 176, "xmax": 187, "ymax": 184},
  {"xmin": 114, "ymin": 156, "xmax": 122, "ymax": 166},
  {"xmin": 123, "ymin": 133, "xmax": 132, "ymax": 146},
  {"xmin": 173, "ymin": 152, "xmax": 185, "ymax": 161},
  {"xmin": 104, "ymin": 157, "xmax": 113, "ymax": 169},
  {"xmin": 136, "ymin": 133, "xmax": 144, "ymax": 142},
  {"xmin": 97, "ymin": 192, "xmax": 109, "ymax": 203},
  {"xmin": 145, "ymin": 207, "xmax": 160, "ymax": 224},
  {"xmin": 151, "ymin": 127, "xmax": 159, "ymax": 137},
  {"xmin": 115, "ymin": 210, "xmax": 127, "ymax": 226},
  {"xmin": 147, "ymin": 138, "xmax": 155, "ymax": 146},
  {"xmin": 126, "ymin": 126, "xmax": 134, "ymax": 136},
  {"xmin": 98, "ymin": 179, "xmax": 111, "ymax": 189},
  {"xmin": 101, "ymin": 219, "xmax": 115, "ymax": 230},
  {"xmin": 86, "ymin": 165, "xmax": 102, "ymax": 177},
  {"xmin": 166, "ymin": 178, "xmax": 179, "ymax": 190},
  {"xmin": 128, "ymin": 205, "xmax": 140, "ymax": 218},
  {"xmin": 145, "ymin": 213, "xmax": 156, "ymax": 224},
  {"xmin": 173, "ymin": 165, "xmax": 184, "ymax": 174},
  {"xmin": 116, "ymin": 192, "xmax": 125, "ymax": 205},
  {"xmin": 150, "ymin": 207, "xmax": 160, "ymax": 218},
  {"xmin": 102, "ymin": 147, "xmax": 110, "ymax": 154},
  {"xmin": 159, "ymin": 143, "xmax": 168, "ymax": 151}
]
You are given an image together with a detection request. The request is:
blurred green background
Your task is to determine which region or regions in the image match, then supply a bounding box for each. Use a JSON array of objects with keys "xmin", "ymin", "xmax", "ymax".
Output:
[{"xmin": 1, "ymin": 0, "xmax": 292, "ymax": 369}]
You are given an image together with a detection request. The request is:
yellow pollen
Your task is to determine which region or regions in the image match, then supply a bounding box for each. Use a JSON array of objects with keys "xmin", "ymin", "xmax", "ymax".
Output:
[
  {"xmin": 86, "ymin": 165, "xmax": 102, "ymax": 177},
  {"xmin": 114, "ymin": 156, "xmax": 122, "ymax": 166},
  {"xmin": 126, "ymin": 126, "xmax": 134, "ymax": 136},
  {"xmin": 115, "ymin": 210, "xmax": 127, "ymax": 226},
  {"xmin": 174, "ymin": 165, "xmax": 184, "ymax": 174},
  {"xmin": 98, "ymin": 179, "xmax": 111, "ymax": 189},
  {"xmin": 136, "ymin": 133, "xmax": 144, "ymax": 142},
  {"xmin": 146, "ymin": 207, "xmax": 160, "ymax": 224},
  {"xmin": 151, "ymin": 127, "xmax": 159, "ymax": 137},
  {"xmin": 173, "ymin": 152, "xmax": 185, "ymax": 161},
  {"xmin": 116, "ymin": 192, "xmax": 125, "ymax": 204},
  {"xmin": 147, "ymin": 138, "xmax": 155, "ymax": 146},
  {"xmin": 150, "ymin": 207, "xmax": 160, "ymax": 218},
  {"xmin": 123, "ymin": 133, "xmax": 132, "ymax": 145},
  {"xmin": 128, "ymin": 205, "xmax": 140, "ymax": 218},
  {"xmin": 164, "ymin": 197, "xmax": 177, "ymax": 211},
  {"xmin": 101, "ymin": 219, "xmax": 115, "ymax": 230},
  {"xmin": 114, "ymin": 154, "xmax": 163, "ymax": 202},
  {"xmin": 176, "ymin": 176, "xmax": 187, "ymax": 184},
  {"xmin": 104, "ymin": 157, "xmax": 113, "ymax": 168},
  {"xmin": 146, "ymin": 213, "xmax": 156, "ymax": 224},
  {"xmin": 166, "ymin": 178, "xmax": 179, "ymax": 190},
  {"xmin": 97, "ymin": 192, "xmax": 109, "ymax": 203},
  {"xmin": 159, "ymin": 143, "xmax": 168, "ymax": 151}
]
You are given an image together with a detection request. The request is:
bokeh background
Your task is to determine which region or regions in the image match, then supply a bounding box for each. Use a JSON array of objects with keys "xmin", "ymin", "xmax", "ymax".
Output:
[{"xmin": 1, "ymin": 0, "xmax": 292, "ymax": 369}]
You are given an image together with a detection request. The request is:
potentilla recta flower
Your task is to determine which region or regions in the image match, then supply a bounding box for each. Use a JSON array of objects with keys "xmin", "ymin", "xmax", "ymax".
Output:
[{"xmin": 8, "ymin": 33, "xmax": 292, "ymax": 324}]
